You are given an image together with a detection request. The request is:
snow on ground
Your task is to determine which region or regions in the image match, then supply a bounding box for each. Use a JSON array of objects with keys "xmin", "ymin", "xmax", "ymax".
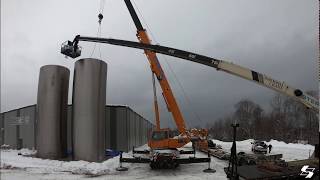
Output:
[
  {"xmin": 0, "ymin": 139, "xmax": 314, "ymax": 180},
  {"xmin": 214, "ymin": 139, "xmax": 315, "ymax": 161}
]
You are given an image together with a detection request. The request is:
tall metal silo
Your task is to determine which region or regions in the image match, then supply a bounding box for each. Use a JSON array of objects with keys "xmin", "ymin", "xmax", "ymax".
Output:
[
  {"xmin": 36, "ymin": 65, "xmax": 69, "ymax": 159},
  {"xmin": 72, "ymin": 58, "xmax": 107, "ymax": 162}
]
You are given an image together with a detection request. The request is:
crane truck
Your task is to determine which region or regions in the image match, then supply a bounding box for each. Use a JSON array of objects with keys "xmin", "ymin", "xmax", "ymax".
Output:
[{"xmin": 61, "ymin": 0, "xmax": 319, "ymax": 169}]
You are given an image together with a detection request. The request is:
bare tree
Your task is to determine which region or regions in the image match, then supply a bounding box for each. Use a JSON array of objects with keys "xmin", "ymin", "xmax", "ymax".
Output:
[
  {"xmin": 253, "ymin": 105, "xmax": 263, "ymax": 139},
  {"xmin": 234, "ymin": 99, "xmax": 258, "ymax": 139},
  {"xmin": 209, "ymin": 90, "xmax": 318, "ymax": 143}
]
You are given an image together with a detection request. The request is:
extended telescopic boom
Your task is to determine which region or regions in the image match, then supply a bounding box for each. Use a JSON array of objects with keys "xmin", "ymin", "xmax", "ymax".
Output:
[{"xmin": 61, "ymin": 35, "xmax": 319, "ymax": 113}]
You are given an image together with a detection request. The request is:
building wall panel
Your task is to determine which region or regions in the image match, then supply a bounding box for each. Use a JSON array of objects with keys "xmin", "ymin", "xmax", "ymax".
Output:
[
  {"xmin": 137, "ymin": 115, "xmax": 141, "ymax": 147},
  {"xmin": 129, "ymin": 109, "xmax": 135, "ymax": 150},
  {"xmin": 0, "ymin": 113, "xmax": 4, "ymax": 145},
  {"xmin": 115, "ymin": 107, "xmax": 128, "ymax": 152},
  {"xmin": 19, "ymin": 105, "xmax": 36, "ymax": 149},
  {"xmin": 134, "ymin": 112, "xmax": 139, "ymax": 147},
  {"xmin": 105, "ymin": 106, "xmax": 111, "ymax": 149},
  {"xmin": 131, "ymin": 108, "xmax": 137, "ymax": 149},
  {"xmin": 109, "ymin": 106, "xmax": 116, "ymax": 150},
  {"xmin": 4, "ymin": 110, "xmax": 18, "ymax": 148},
  {"xmin": 144, "ymin": 120, "xmax": 147, "ymax": 143},
  {"xmin": 139, "ymin": 116, "xmax": 143, "ymax": 146}
]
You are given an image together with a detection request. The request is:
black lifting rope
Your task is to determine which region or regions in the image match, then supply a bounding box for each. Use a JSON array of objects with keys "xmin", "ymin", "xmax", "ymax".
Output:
[
  {"xmin": 91, "ymin": 0, "xmax": 106, "ymax": 58},
  {"xmin": 98, "ymin": 0, "xmax": 106, "ymax": 24}
]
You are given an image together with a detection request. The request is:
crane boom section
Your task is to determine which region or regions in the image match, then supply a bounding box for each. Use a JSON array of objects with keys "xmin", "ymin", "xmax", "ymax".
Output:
[
  {"xmin": 67, "ymin": 36, "xmax": 319, "ymax": 112},
  {"xmin": 216, "ymin": 61, "xmax": 318, "ymax": 111},
  {"xmin": 123, "ymin": 0, "xmax": 187, "ymax": 134},
  {"xmin": 137, "ymin": 31, "xmax": 187, "ymax": 134}
]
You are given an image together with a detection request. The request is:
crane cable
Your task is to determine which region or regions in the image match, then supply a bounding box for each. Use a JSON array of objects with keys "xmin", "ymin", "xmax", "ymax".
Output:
[
  {"xmin": 132, "ymin": 1, "xmax": 204, "ymax": 128},
  {"xmin": 90, "ymin": 0, "xmax": 106, "ymax": 58}
]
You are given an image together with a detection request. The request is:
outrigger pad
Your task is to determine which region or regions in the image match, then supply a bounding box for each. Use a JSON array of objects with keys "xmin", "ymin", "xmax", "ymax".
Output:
[
  {"xmin": 120, "ymin": 157, "xmax": 151, "ymax": 163},
  {"xmin": 133, "ymin": 149, "xmax": 150, "ymax": 154},
  {"xmin": 203, "ymin": 168, "xmax": 216, "ymax": 173},
  {"xmin": 179, "ymin": 150, "xmax": 195, "ymax": 154},
  {"xmin": 175, "ymin": 157, "xmax": 210, "ymax": 164},
  {"xmin": 116, "ymin": 166, "xmax": 129, "ymax": 171}
]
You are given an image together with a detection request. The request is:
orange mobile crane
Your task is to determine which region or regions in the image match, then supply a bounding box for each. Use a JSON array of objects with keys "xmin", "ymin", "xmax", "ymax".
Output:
[
  {"xmin": 63, "ymin": 0, "xmax": 212, "ymax": 169},
  {"xmin": 123, "ymin": 0, "xmax": 211, "ymax": 169},
  {"xmin": 122, "ymin": 0, "xmax": 209, "ymax": 151},
  {"xmin": 61, "ymin": 0, "xmax": 319, "ymax": 169}
]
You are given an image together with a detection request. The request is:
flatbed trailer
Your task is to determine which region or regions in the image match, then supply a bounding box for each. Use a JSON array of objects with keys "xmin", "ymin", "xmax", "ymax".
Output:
[
  {"xmin": 237, "ymin": 153, "xmax": 284, "ymax": 166},
  {"xmin": 200, "ymin": 148, "xmax": 230, "ymax": 160},
  {"xmin": 225, "ymin": 158, "xmax": 319, "ymax": 180},
  {"xmin": 201, "ymin": 147, "xmax": 283, "ymax": 165}
]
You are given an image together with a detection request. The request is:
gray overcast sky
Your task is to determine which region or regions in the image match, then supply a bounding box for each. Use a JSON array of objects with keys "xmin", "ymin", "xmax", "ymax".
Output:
[{"xmin": 1, "ymin": 0, "xmax": 318, "ymax": 128}]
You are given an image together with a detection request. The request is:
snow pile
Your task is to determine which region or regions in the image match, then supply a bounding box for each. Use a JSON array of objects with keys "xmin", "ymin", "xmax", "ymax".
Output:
[
  {"xmin": 70, "ymin": 161, "xmax": 111, "ymax": 176},
  {"xmin": 18, "ymin": 148, "xmax": 37, "ymax": 156},
  {"xmin": 212, "ymin": 139, "xmax": 314, "ymax": 161},
  {"xmin": 266, "ymin": 139, "xmax": 315, "ymax": 161},
  {"xmin": 0, "ymin": 149, "xmax": 120, "ymax": 176}
]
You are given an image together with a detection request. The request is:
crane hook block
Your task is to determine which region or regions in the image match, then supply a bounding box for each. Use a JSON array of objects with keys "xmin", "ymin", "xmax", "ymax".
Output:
[{"xmin": 98, "ymin": 13, "xmax": 103, "ymax": 24}]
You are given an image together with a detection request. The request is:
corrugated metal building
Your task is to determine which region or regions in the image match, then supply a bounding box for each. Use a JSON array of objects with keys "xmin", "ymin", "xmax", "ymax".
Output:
[
  {"xmin": 107, "ymin": 106, "xmax": 151, "ymax": 152},
  {"xmin": 0, "ymin": 113, "xmax": 4, "ymax": 145},
  {"xmin": 2, "ymin": 105, "xmax": 36, "ymax": 149},
  {"xmin": 1, "ymin": 104, "xmax": 154, "ymax": 152}
]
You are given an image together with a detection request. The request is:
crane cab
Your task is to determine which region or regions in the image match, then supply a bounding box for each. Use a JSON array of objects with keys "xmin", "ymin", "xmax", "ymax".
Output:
[
  {"xmin": 148, "ymin": 129, "xmax": 188, "ymax": 149},
  {"xmin": 150, "ymin": 129, "xmax": 174, "ymax": 141}
]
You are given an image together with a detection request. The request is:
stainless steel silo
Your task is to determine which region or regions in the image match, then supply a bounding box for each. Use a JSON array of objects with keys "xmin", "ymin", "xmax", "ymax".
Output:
[
  {"xmin": 36, "ymin": 65, "xmax": 69, "ymax": 159},
  {"xmin": 72, "ymin": 58, "xmax": 107, "ymax": 162}
]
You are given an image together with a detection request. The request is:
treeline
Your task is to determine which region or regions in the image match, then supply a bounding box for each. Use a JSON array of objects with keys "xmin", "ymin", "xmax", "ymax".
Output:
[{"xmin": 208, "ymin": 91, "xmax": 319, "ymax": 144}]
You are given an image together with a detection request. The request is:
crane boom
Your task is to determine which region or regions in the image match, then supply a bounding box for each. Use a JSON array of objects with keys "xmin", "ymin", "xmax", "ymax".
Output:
[
  {"xmin": 62, "ymin": 35, "xmax": 319, "ymax": 112},
  {"xmin": 123, "ymin": 0, "xmax": 187, "ymax": 134}
]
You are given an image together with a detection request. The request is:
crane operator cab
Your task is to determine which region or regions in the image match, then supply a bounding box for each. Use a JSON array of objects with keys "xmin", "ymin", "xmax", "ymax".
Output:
[
  {"xmin": 151, "ymin": 130, "xmax": 169, "ymax": 141},
  {"xmin": 151, "ymin": 129, "xmax": 176, "ymax": 141},
  {"xmin": 148, "ymin": 129, "xmax": 181, "ymax": 169},
  {"xmin": 148, "ymin": 129, "xmax": 189, "ymax": 149}
]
